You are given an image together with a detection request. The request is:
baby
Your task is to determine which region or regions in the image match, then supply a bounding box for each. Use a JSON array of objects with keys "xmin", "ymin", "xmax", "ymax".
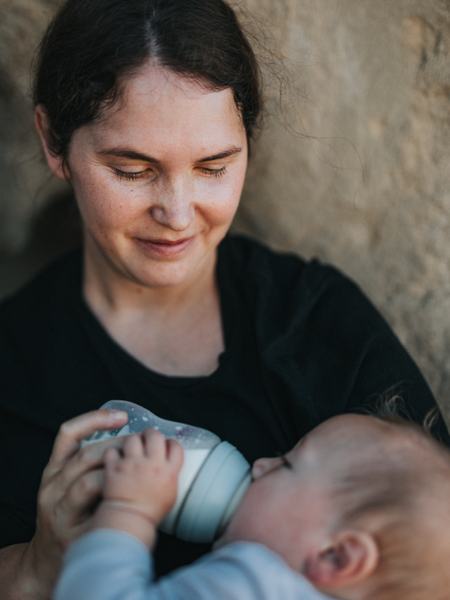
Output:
[{"xmin": 55, "ymin": 411, "xmax": 450, "ymax": 600}]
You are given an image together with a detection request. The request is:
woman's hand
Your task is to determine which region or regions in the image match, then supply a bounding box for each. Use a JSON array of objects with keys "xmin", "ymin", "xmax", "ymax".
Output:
[
  {"xmin": 23, "ymin": 409, "xmax": 128, "ymax": 598},
  {"xmin": 93, "ymin": 429, "xmax": 184, "ymax": 548}
]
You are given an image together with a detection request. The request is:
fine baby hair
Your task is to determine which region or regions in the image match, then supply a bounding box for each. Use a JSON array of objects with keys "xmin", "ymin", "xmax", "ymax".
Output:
[{"xmin": 324, "ymin": 404, "xmax": 450, "ymax": 600}]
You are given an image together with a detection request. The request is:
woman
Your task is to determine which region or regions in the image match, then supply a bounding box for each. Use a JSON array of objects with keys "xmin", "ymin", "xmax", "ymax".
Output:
[{"xmin": 0, "ymin": 0, "xmax": 446, "ymax": 597}]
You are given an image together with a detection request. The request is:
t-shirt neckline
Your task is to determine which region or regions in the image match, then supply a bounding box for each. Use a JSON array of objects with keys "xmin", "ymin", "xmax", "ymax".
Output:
[{"xmin": 76, "ymin": 238, "xmax": 236, "ymax": 388}]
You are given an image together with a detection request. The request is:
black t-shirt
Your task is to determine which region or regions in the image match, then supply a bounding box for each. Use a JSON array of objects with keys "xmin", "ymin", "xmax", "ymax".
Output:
[{"xmin": 0, "ymin": 234, "xmax": 445, "ymax": 575}]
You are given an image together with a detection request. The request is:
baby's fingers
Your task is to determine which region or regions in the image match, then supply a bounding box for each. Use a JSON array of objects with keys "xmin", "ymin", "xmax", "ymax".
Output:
[
  {"xmin": 122, "ymin": 433, "xmax": 145, "ymax": 458},
  {"xmin": 142, "ymin": 428, "xmax": 166, "ymax": 458},
  {"xmin": 167, "ymin": 439, "xmax": 184, "ymax": 472},
  {"xmin": 104, "ymin": 447, "xmax": 121, "ymax": 471}
]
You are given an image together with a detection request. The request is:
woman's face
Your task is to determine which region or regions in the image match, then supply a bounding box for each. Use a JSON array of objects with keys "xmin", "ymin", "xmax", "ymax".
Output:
[{"xmin": 38, "ymin": 62, "xmax": 248, "ymax": 290}]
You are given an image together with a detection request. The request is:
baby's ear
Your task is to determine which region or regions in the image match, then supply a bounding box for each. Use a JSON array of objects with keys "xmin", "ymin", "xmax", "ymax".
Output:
[{"xmin": 302, "ymin": 530, "xmax": 379, "ymax": 591}]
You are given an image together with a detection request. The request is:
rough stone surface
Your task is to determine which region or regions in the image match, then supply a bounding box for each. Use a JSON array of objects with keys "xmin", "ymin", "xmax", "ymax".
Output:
[
  {"xmin": 1, "ymin": 1, "xmax": 449, "ymax": 422},
  {"xmin": 235, "ymin": 0, "xmax": 450, "ymax": 421},
  {"xmin": 0, "ymin": 0, "xmax": 64, "ymax": 251}
]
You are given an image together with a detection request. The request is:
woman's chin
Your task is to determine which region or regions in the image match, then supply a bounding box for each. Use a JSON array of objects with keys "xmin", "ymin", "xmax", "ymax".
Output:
[{"xmin": 123, "ymin": 260, "xmax": 196, "ymax": 290}]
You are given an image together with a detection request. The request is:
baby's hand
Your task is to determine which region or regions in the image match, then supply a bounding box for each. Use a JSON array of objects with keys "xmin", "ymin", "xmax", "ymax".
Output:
[{"xmin": 93, "ymin": 429, "xmax": 183, "ymax": 547}]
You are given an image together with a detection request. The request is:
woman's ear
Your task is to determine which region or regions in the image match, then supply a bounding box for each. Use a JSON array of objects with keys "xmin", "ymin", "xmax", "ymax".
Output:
[
  {"xmin": 34, "ymin": 104, "xmax": 70, "ymax": 181},
  {"xmin": 303, "ymin": 530, "xmax": 379, "ymax": 592}
]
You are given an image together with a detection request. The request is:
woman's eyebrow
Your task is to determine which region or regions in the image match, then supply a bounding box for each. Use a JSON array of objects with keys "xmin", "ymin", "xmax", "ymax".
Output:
[
  {"xmin": 198, "ymin": 146, "xmax": 242, "ymax": 162},
  {"xmin": 97, "ymin": 148, "xmax": 160, "ymax": 163},
  {"xmin": 96, "ymin": 145, "xmax": 242, "ymax": 164}
]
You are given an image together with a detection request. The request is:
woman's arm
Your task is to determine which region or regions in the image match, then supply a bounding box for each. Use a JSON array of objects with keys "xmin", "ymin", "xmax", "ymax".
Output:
[
  {"xmin": 0, "ymin": 538, "xmax": 65, "ymax": 600},
  {"xmin": 292, "ymin": 263, "xmax": 449, "ymax": 441},
  {"xmin": 335, "ymin": 282, "xmax": 450, "ymax": 442},
  {"xmin": 345, "ymin": 327, "xmax": 448, "ymax": 431},
  {"xmin": 0, "ymin": 543, "xmax": 41, "ymax": 600}
]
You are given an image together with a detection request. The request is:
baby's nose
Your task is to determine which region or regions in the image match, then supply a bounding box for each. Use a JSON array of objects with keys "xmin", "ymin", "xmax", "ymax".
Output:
[{"xmin": 251, "ymin": 457, "xmax": 278, "ymax": 480}]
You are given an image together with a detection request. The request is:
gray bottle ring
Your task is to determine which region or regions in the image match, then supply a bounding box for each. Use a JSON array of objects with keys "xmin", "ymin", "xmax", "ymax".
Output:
[{"xmin": 174, "ymin": 441, "xmax": 251, "ymax": 543}]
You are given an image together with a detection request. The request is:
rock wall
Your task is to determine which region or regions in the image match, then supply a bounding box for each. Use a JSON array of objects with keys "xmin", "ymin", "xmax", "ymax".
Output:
[
  {"xmin": 0, "ymin": 0, "xmax": 63, "ymax": 250},
  {"xmin": 235, "ymin": 0, "xmax": 450, "ymax": 419},
  {"xmin": 1, "ymin": 0, "xmax": 449, "ymax": 420}
]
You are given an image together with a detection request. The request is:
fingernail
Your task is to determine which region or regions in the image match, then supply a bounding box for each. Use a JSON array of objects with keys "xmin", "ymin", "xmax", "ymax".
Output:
[{"xmin": 107, "ymin": 410, "xmax": 128, "ymax": 421}]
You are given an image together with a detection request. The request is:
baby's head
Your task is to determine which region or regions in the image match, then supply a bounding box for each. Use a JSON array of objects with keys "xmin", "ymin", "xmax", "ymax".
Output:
[{"xmin": 219, "ymin": 412, "xmax": 450, "ymax": 600}]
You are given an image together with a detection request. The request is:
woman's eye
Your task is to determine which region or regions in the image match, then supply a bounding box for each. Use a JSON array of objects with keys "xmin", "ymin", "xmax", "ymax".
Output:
[
  {"xmin": 199, "ymin": 166, "xmax": 227, "ymax": 178},
  {"xmin": 112, "ymin": 166, "xmax": 227, "ymax": 182},
  {"xmin": 113, "ymin": 168, "xmax": 151, "ymax": 181}
]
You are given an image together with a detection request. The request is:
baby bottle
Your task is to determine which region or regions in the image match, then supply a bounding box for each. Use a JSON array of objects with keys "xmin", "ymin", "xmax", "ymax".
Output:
[{"xmin": 83, "ymin": 400, "xmax": 251, "ymax": 543}]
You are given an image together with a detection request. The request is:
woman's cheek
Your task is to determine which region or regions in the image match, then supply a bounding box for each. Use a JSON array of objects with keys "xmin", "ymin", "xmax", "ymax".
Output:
[
  {"xmin": 204, "ymin": 184, "xmax": 242, "ymax": 224},
  {"xmin": 81, "ymin": 185, "xmax": 144, "ymax": 231}
]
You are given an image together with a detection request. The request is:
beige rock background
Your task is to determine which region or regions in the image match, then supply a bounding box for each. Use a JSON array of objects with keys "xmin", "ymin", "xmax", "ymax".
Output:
[{"xmin": 1, "ymin": 1, "xmax": 450, "ymax": 421}]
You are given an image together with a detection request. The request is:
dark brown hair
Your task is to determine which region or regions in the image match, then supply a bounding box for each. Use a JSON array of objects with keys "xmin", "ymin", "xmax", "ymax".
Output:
[{"xmin": 32, "ymin": 0, "xmax": 263, "ymax": 165}]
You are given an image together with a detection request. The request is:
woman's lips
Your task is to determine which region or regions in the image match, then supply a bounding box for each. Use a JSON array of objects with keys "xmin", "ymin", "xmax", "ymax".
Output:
[{"xmin": 134, "ymin": 236, "xmax": 195, "ymax": 258}]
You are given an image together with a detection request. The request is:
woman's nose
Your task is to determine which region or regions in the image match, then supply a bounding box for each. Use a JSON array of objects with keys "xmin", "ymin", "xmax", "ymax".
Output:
[
  {"xmin": 149, "ymin": 179, "xmax": 195, "ymax": 231},
  {"xmin": 251, "ymin": 457, "xmax": 280, "ymax": 480}
]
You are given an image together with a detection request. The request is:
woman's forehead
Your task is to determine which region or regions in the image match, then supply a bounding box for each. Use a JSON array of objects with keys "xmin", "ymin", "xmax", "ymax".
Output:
[{"xmin": 93, "ymin": 63, "xmax": 243, "ymax": 134}]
